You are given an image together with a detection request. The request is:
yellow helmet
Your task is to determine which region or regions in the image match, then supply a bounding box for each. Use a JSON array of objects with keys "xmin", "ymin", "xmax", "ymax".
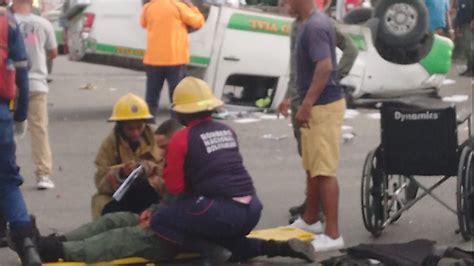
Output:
[
  {"xmin": 108, "ymin": 93, "xmax": 154, "ymax": 122},
  {"xmin": 172, "ymin": 77, "xmax": 224, "ymax": 113}
]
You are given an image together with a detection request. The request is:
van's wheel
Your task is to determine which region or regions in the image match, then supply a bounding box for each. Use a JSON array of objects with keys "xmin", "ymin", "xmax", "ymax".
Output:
[
  {"xmin": 374, "ymin": 0, "xmax": 428, "ymax": 48},
  {"xmin": 343, "ymin": 8, "xmax": 374, "ymax": 24},
  {"xmin": 457, "ymin": 138, "xmax": 473, "ymax": 241},
  {"xmin": 361, "ymin": 148, "xmax": 386, "ymax": 237}
]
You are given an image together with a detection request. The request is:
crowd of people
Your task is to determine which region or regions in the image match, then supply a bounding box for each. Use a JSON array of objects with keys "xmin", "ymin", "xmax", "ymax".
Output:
[
  {"xmin": 0, "ymin": 0, "xmax": 472, "ymax": 265},
  {"xmin": 425, "ymin": 0, "xmax": 472, "ymax": 76}
]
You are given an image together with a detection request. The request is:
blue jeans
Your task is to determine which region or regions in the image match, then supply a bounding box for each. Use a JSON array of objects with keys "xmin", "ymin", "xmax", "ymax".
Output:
[
  {"xmin": 150, "ymin": 195, "xmax": 267, "ymax": 261},
  {"xmin": 0, "ymin": 101, "xmax": 31, "ymax": 230},
  {"xmin": 145, "ymin": 65, "xmax": 186, "ymax": 117}
]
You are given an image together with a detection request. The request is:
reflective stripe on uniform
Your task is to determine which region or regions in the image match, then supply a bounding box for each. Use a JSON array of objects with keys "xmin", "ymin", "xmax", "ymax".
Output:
[{"xmin": 13, "ymin": 60, "xmax": 28, "ymax": 68}]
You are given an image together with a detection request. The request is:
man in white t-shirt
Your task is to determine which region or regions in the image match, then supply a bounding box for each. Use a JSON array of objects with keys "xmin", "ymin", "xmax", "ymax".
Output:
[{"xmin": 13, "ymin": 0, "xmax": 57, "ymax": 190}]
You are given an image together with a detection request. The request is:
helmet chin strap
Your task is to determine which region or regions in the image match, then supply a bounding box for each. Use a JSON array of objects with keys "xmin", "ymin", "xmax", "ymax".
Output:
[{"xmin": 116, "ymin": 123, "xmax": 142, "ymax": 152}]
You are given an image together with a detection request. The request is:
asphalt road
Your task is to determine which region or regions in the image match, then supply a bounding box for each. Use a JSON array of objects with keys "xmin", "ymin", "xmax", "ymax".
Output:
[{"xmin": 0, "ymin": 57, "xmax": 472, "ymax": 265}]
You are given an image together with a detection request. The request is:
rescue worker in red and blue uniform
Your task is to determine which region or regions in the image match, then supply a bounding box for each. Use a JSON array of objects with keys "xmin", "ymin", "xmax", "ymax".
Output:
[
  {"xmin": 0, "ymin": 6, "xmax": 42, "ymax": 266},
  {"xmin": 150, "ymin": 77, "xmax": 316, "ymax": 263}
]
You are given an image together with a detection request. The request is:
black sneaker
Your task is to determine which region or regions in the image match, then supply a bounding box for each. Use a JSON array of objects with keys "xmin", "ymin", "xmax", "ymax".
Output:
[
  {"xmin": 288, "ymin": 203, "xmax": 305, "ymax": 216},
  {"xmin": 0, "ymin": 214, "xmax": 7, "ymax": 248},
  {"xmin": 183, "ymin": 238, "xmax": 231, "ymax": 264},
  {"xmin": 286, "ymin": 239, "xmax": 316, "ymax": 262},
  {"xmin": 0, "ymin": 236, "xmax": 7, "ymax": 248}
]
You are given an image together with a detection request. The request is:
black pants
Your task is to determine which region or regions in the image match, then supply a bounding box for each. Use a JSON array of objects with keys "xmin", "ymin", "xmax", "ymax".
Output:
[
  {"xmin": 102, "ymin": 179, "xmax": 160, "ymax": 215},
  {"xmin": 150, "ymin": 195, "xmax": 269, "ymax": 261},
  {"xmin": 145, "ymin": 65, "xmax": 186, "ymax": 117}
]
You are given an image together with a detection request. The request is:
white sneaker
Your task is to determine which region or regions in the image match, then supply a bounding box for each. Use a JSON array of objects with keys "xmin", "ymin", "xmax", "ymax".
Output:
[
  {"xmin": 311, "ymin": 234, "xmax": 344, "ymax": 252},
  {"xmin": 288, "ymin": 217, "xmax": 324, "ymax": 234},
  {"xmin": 37, "ymin": 176, "xmax": 55, "ymax": 190}
]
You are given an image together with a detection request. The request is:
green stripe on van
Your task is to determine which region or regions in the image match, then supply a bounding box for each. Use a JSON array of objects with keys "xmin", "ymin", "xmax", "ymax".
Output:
[
  {"xmin": 190, "ymin": 56, "xmax": 210, "ymax": 65},
  {"xmin": 228, "ymin": 13, "xmax": 291, "ymax": 36},
  {"xmin": 420, "ymin": 35, "xmax": 454, "ymax": 75},
  {"xmin": 88, "ymin": 42, "xmax": 210, "ymax": 65},
  {"xmin": 55, "ymin": 31, "xmax": 64, "ymax": 45},
  {"xmin": 348, "ymin": 33, "xmax": 367, "ymax": 51}
]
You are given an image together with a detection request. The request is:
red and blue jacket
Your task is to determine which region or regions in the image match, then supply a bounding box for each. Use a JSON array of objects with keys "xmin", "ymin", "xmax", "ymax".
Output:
[
  {"xmin": 162, "ymin": 117, "xmax": 255, "ymax": 198},
  {"xmin": 1, "ymin": 9, "xmax": 29, "ymax": 122}
]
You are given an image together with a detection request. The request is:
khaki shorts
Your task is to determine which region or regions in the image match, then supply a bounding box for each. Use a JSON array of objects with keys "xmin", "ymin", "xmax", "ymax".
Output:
[{"xmin": 301, "ymin": 98, "xmax": 346, "ymax": 178}]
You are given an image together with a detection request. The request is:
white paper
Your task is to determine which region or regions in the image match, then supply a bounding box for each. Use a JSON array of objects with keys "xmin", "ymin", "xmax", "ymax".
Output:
[
  {"xmin": 367, "ymin": 113, "xmax": 381, "ymax": 120},
  {"xmin": 342, "ymin": 125, "xmax": 353, "ymax": 131},
  {"xmin": 442, "ymin": 95, "xmax": 469, "ymax": 103},
  {"xmin": 259, "ymin": 114, "xmax": 280, "ymax": 120},
  {"xmin": 261, "ymin": 134, "xmax": 288, "ymax": 140},
  {"xmin": 441, "ymin": 79, "xmax": 456, "ymax": 86},
  {"xmin": 234, "ymin": 118, "xmax": 260, "ymax": 124},
  {"xmin": 344, "ymin": 109, "xmax": 360, "ymax": 119}
]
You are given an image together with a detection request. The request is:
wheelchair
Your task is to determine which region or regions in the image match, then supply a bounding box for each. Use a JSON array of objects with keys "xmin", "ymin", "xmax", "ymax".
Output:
[{"xmin": 360, "ymin": 100, "xmax": 473, "ymax": 240}]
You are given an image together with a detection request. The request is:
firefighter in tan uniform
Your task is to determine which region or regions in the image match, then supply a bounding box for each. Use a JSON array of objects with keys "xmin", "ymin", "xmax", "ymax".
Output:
[{"xmin": 92, "ymin": 93, "xmax": 162, "ymax": 219}]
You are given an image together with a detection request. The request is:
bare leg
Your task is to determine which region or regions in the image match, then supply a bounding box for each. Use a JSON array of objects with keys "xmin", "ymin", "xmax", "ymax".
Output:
[
  {"xmin": 319, "ymin": 175, "xmax": 340, "ymax": 239},
  {"xmin": 302, "ymin": 172, "xmax": 320, "ymax": 225}
]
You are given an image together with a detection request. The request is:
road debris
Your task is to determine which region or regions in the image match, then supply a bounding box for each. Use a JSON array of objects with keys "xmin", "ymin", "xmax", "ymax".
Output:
[
  {"xmin": 367, "ymin": 113, "xmax": 381, "ymax": 120},
  {"xmin": 342, "ymin": 132, "xmax": 356, "ymax": 144},
  {"xmin": 261, "ymin": 134, "xmax": 288, "ymax": 140},
  {"xmin": 213, "ymin": 109, "xmax": 249, "ymax": 120},
  {"xmin": 442, "ymin": 95, "xmax": 469, "ymax": 103},
  {"xmin": 234, "ymin": 118, "xmax": 261, "ymax": 124},
  {"xmin": 345, "ymin": 109, "xmax": 360, "ymax": 120},
  {"xmin": 441, "ymin": 79, "xmax": 456, "ymax": 86},
  {"xmin": 258, "ymin": 114, "xmax": 282, "ymax": 120},
  {"xmin": 79, "ymin": 83, "xmax": 97, "ymax": 90},
  {"xmin": 255, "ymin": 97, "xmax": 271, "ymax": 108},
  {"xmin": 342, "ymin": 125, "xmax": 353, "ymax": 131}
]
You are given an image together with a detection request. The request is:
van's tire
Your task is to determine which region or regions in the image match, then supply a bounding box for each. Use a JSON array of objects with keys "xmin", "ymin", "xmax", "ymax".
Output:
[
  {"xmin": 375, "ymin": 33, "xmax": 432, "ymax": 65},
  {"xmin": 344, "ymin": 8, "xmax": 373, "ymax": 24},
  {"xmin": 374, "ymin": 0, "xmax": 428, "ymax": 47}
]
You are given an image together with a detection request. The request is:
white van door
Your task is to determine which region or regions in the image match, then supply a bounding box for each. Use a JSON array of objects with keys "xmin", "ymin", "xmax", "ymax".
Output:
[
  {"xmin": 188, "ymin": 5, "xmax": 220, "ymax": 67},
  {"xmin": 209, "ymin": 7, "xmax": 292, "ymax": 101},
  {"xmin": 82, "ymin": 0, "xmax": 217, "ymax": 65},
  {"xmin": 80, "ymin": 0, "xmax": 146, "ymax": 58}
]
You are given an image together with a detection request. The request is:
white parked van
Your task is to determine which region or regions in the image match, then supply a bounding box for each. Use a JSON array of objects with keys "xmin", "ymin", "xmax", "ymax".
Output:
[
  {"xmin": 64, "ymin": 0, "xmax": 292, "ymax": 110},
  {"xmin": 63, "ymin": 0, "xmax": 453, "ymax": 109}
]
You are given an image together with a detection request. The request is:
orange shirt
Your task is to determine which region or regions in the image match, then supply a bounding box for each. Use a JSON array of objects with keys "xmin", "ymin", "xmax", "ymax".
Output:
[{"xmin": 140, "ymin": 0, "xmax": 205, "ymax": 66}]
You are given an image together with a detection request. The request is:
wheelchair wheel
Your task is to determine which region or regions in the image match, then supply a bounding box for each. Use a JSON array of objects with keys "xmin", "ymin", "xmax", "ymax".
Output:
[
  {"xmin": 361, "ymin": 149, "xmax": 386, "ymax": 237},
  {"xmin": 457, "ymin": 139, "xmax": 473, "ymax": 241}
]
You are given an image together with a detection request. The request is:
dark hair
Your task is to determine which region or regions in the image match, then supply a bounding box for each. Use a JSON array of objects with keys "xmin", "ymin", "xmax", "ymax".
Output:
[
  {"xmin": 176, "ymin": 111, "xmax": 214, "ymax": 126},
  {"xmin": 155, "ymin": 119, "xmax": 183, "ymax": 137}
]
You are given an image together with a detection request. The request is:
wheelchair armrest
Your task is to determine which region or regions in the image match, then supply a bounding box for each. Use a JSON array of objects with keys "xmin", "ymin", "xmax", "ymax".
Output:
[{"xmin": 456, "ymin": 112, "xmax": 471, "ymax": 126}]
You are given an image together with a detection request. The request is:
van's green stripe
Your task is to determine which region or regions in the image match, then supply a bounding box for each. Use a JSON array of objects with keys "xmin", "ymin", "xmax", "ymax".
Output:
[
  {"xmin": 348, "ymin": 33, "xmax": 366, "ymax": 51},
  {"xmin": 55, "ymin": 31, "xmax": 64, "ymax": 45},
  {"xmin": 228, "ymin": 13, "xmax": 291, "ymax": 36},
  {"xmin": 420, "ymin": 35, "xmax": 454, "ymax": 75},
  {"xmin": 88, "ymin": 43, "xmax": 210, "ymax": 65},
  {"xmin": 190, "ymin": 56, "xmax": 210, "ymax": 65}
]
